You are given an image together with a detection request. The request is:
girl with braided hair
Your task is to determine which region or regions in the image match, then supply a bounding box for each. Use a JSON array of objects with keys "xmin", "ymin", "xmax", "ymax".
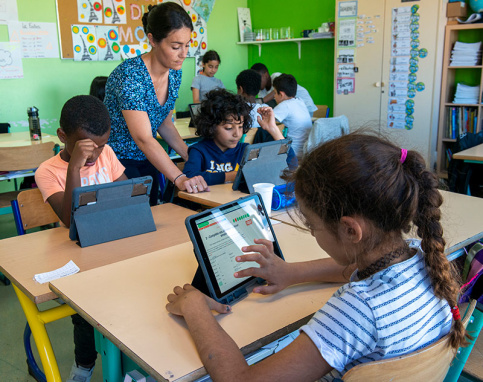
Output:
[{"xmin": 166, "ymin": 132, "xmax": 465, "ymax": 381}]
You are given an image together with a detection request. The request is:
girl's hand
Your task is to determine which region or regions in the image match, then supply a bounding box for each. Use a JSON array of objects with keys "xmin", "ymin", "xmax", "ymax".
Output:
[
  {"xmin": 177, "ymin": 175, "xmax": 210, "ymax": 193},
  {"xmin": 166, "ymin": 284, "xmax": 231, "ymax": 316},
  {"xmin": 234, "ymin": 239, "xmax": 291, "ymax": 294}
]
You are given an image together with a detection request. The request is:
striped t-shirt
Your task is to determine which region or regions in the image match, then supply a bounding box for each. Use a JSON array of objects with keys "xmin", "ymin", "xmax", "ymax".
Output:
[{"xmin": 301, "ymin": 239, "xmax": 452, "ymax": 381}]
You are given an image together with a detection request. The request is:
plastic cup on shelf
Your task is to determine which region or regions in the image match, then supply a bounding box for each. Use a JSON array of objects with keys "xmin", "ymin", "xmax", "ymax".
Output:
[
  {"xmin": 271, "ymin": 28, "xmax": 280, "ymax": 40},
  {"xmin": 253, "ymin": 183, "xmax": 275, "ymax": 216},
  {"xmin": 255, "ymin": 29, "xmax": 264, "ymax": 41}
]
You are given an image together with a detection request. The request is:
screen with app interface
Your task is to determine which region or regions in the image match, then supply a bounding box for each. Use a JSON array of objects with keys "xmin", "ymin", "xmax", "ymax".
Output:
[{"xmin": 194, "ymin": 199, "xmax": 274, "ymax": 294}]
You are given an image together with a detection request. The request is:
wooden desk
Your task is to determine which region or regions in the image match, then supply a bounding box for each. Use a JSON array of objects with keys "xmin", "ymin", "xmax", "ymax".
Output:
[
  {"xmin": 50, "ymin": 222, "xmax": 339, "ymax": 382},
  {"xmin": 0, "ymin": 132, "xmax": 62, "ymax": 148},
  {"xmin": 178, "ymin": 183, "xmax": 246, "ymax": 208},
  {"xmin": 453, "ymin": 143, "xmax": 483, "ymax": 164},
  {"xmin": 173, "ymin": 117, "xmax": 197, "ymax": 140},
  {"xmin": 271, "ymin": 190, "xmax": 483, "ymax": 259},
  {"xmin": 0, "ymin": 203, "xmax": 195, "ymax": 382}
]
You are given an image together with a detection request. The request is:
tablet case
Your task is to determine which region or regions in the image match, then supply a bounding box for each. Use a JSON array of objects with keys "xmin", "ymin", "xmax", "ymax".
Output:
[
  {"xmin": 69, "ymin": 176, "xmax": 156, "ymax": 248},
  {"xmin": 186, "ymin": 193, "xmax": 285, "ymax": 305},
  {"xmin": 188, "ymin": 103, "xmax": 201, "ymax": 127},
  {"xmin": 232, "ymin": 139, "xmax": 292, "ymax": 194}
]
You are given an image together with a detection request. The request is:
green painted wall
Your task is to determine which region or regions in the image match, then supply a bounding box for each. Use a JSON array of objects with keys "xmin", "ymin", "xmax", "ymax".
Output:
[
  {"xmin": 246, "ymin": 0, "xmax": 335, "ymax": 115},
  {"xmin": 0, "ymin": 0, "xmax": 248, "ymax": 135}
]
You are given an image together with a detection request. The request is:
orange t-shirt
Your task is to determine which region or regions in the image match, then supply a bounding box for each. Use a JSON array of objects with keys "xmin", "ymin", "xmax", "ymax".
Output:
[{"xmin": 35, "ymin": 144, "xmax": 125, "ymax": 202}]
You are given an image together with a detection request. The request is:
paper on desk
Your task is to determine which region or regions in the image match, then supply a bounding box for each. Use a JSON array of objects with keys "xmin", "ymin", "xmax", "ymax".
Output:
[{"xmin": 33, "ymin": 260, "xmax": 80, "ymax": 284}]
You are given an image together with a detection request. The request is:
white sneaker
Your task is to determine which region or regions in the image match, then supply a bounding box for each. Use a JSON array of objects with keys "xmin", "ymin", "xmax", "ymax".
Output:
[{"xmin": 66, "ymin": 362, "xmax": 94, "ymax": 382}]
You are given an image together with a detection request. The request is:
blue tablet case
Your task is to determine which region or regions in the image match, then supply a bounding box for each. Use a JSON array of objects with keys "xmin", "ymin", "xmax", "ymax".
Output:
[
  {"xmin": 186, "ymin": 193, "xmax": 285, "ymax": 305},
  {"xmin": 69, "ymin": 176, "xmax": 156, "ymax": 248},
  {"xmin": 232, "ymin": 139, "xmax": 292, "ymax": 194}
]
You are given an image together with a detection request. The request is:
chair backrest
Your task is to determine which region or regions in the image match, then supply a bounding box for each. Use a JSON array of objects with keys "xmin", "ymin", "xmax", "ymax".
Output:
[
  {"xmin": 243, "ymin": 128, "xmax": 258, "ymax": 144},
  {"xmin": 342, "ymin": 335, "xmax": 455, "ymax": 382},
  {"xmin": 313, "ymin": 105, "xmax": 330, "ymax": 119},
  {"xmin": 14, "ymin": 188, "xmax": 59, "ymax": 233},
  {"xmin": 304, "ymin": 115, "xmax": 349, "ymax": 155},
  {"xmin": 0, "ymin": 141, "xmax": 56, "ymax": 171},
  {"xmin": 0, "ymin": 123, "xmax": 10, "ymax": 133}
]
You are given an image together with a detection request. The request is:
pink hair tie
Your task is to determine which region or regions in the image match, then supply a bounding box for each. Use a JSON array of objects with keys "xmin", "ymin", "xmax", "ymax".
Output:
[{"xmin": 400, "ymin": 148, "xmax": 408, "ymax": 164}]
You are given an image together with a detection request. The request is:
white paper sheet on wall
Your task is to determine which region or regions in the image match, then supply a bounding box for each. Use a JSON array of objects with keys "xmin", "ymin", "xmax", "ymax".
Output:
[
  {"xmin": 0, "ymin": 0, "xmax": 18, "ymax": 24},
  {"xmin": 8, "ymin": 21, "xmax": 60, "ymax": 59},
  {"xmin": 0, "ymin": 41, "xmax": 23, "ymax": 79}
]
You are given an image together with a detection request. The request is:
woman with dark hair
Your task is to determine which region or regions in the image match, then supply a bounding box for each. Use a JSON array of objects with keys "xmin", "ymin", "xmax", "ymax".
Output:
[{"xmin": 104, "ymin": 2, "xmax": 208, "ymax": 205}]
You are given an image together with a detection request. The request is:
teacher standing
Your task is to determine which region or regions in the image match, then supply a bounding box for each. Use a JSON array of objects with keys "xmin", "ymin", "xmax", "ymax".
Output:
[{"xmin": 104, "ymin": 2, "xmax": 208, "ymax": 205}]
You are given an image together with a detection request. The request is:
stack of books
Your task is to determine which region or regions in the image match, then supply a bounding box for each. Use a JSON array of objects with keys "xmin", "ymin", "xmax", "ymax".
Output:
[
  {"xmin": 449, "ymin": 41, "xmax": 482, "ymax": 66},
  {"xmin": 453, "ymin": 83, "xmax": 480, "ymax": 104}
]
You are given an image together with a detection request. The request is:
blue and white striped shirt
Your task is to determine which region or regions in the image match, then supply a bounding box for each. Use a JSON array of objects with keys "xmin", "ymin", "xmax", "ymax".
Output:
[{"xmin": 301, "ymin": 239, "xmax": 452, "ymax": 381}]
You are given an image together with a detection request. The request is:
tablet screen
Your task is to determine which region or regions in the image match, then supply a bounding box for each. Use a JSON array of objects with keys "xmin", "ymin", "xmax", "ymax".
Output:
[{"xmin": 187, "ymin": 194, "xmax": 282, "ymax": 299}]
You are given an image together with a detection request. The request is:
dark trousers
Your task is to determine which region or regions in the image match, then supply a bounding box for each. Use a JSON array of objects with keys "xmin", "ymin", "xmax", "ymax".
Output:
[
  {"xmin": 120, "ymin": 159, "xmax": 160, "ymax": 206},
  {"xmin": 72, "ymin": 314, "xmax": 97, "ymax": 367}
]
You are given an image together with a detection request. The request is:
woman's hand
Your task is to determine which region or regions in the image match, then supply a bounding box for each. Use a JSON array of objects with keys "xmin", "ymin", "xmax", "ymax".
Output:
[
  {"xmin": 176, "ymin": 175, "xmax": 209, "ymax": 193},
  {"xmin": 234, "ymin": 239, "xmax": 292, "ymax": 294},
  {"xmin": 257, "ymin": 107, "xmax": 284, "ymax": 140},
  {"xmin": 166, "ymin": 284, "xmax": 231, "ymax": 317}
]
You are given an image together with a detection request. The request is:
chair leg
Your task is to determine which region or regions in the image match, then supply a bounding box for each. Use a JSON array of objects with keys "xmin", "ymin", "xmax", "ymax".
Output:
[
  {"xmin": 11, "ymin": 199, "xmax": 26, "ymax": 235},
  {"xmin": 0, "ymin": 272, "xmax": 11, "ymax": 285},
  {"xmin": 24, "ymin": 323, "xmax": 47, "ymax": 382}
]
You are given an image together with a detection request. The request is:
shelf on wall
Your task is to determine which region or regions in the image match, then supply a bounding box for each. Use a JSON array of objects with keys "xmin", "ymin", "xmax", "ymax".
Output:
[
  {"xmin": 237, "ymin": 36, "xmax": 333, "ymax": 59},
  {"xmin": 448, "ymin": 65, "xmax": 483, "ymax": 69},
  {"xmin": 444, "ymin": 103, "xmax": 481, "ymax": 107}
]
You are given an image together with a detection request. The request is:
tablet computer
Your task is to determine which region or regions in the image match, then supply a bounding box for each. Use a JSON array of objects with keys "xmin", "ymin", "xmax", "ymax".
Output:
[
  {"xmin": 69, "ymin": 176, "xmax": 156, "ymax": 247},
  {"xmin": 232, "ymin": 139, "xmax": 292, "ymax": 194},
  {"xmin": 185, "ymin": 193, "xmax": 284, "ymax": 305},
  {"xmin": 188, "ymin": 103, "xmax": 201, "ymax": 128}
]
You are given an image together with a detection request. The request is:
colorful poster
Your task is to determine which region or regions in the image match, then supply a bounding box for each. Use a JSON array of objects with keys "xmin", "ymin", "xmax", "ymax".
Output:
[
  {"xmin": 8, "ymin": 21, "xmax": 59, "ymax": 59},
  {"xmin": 0, "ymin": 41, "xmax": 23, "ymax": 79},
  {"xmin": 77, "ymin": 0, "xmax": 103, "ymax": 23},
  {"xmin": 121, "ymin": 42, "xmax": 150, "ymax": 59},
  {"xmin": 95, "ymin": 25, "xmax": 121, "ymax": 60},
  {"xmin": 192, "ymin": 0, "xmax": 216, "ymax": 22},
  {"xmin": 104, "ymin": 0, "xmax": 126, "ymax": 24},
  {"xmin": 71, "ymin": 24, "xmax": 98, "ymax": 61},
  {"xmin": 338, "ymin": 18, "xmax": 356, "ymax": 47}
]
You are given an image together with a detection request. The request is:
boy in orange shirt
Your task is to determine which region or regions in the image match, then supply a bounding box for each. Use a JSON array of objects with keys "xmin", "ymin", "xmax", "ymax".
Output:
[{"xmin": 35, "ymin": 95, "xmax": 127, "ymax": 382}]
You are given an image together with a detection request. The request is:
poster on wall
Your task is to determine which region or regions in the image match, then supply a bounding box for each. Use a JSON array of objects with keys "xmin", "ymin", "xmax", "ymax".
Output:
[
  {"xmin": 192, "ymin": 0, "xmax": 216, "ymax": 23},
  {"xmin": 387, "ymin": 4, "xmax": 426, "ymax": 130},
  {"xmin": 336, "ymin": 1, "xmax": 357, "ymax": 95},
  {"xmin": 71, "ymin": 24, "xmax": 98, "ymax": 61},
  {"xmin": 339, "ymin": 1, "xmax": 357, "ymax": 18},
  {"xmin": 77, "ymin": 0, "xmax": 103, "ymax": 23},
  {"xmin": 96, "ymin": 25, "xmax": 121, "ymax": 60},
  {"xmin": 8, "ymin": 21, "xmax": 60, "ymax": 59},
  {"xmin": 0, "ymin": 42, "xmax": 23, "ymax": 79},
  {"xmin": 0, "ymin": 0, "xmax": 18, "ymax": 24}
]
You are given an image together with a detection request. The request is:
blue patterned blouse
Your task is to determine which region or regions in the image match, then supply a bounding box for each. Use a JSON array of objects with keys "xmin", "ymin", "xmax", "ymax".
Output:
[{"xmin": 104, "ymin": 56, "xmax": 182, "ymax": 161}]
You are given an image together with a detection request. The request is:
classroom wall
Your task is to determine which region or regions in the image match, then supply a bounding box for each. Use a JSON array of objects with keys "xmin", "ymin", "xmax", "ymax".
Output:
[
  {"xmin": 0, "ymin": 0, "xmax": 248, "ymax": 135},
  {"xmin": 246, "ymin": 0, "xmax": 335, "ymax": 114}
]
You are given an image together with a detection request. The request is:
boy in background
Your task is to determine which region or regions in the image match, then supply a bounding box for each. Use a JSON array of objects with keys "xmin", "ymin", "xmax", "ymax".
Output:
[
  {"xmin": 272, "ymin": 74, "xmax": 313, "ymax": 159},
  {"xmin": 35, "ymin": 95, "xmax": 127, "ymax": 382},
  {"xmin": 251, "ymin": 63, "xmax": 317, "ymax": 117},
  {"xmin": 235, "ymin": 69, "xmax": 269, "ymax": 128}
]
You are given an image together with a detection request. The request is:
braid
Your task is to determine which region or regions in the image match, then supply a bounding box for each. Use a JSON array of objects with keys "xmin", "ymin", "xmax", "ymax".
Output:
[{"xmin": 406, "ymin": 152, "xmax": 466, "ymax": 349}]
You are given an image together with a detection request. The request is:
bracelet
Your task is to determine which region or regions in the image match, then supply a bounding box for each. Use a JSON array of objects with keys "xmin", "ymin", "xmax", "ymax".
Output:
[{"xmin": 173, "ymin": 173, "xmax": 187, "ymax": 185}]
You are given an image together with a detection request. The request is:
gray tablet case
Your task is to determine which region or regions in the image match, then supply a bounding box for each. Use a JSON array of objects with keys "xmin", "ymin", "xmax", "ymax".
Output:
[
  {"xmin": 232, "ymin": 139, "xmax": 292, "ymax": 194},
  {"xmin": 69, "ymin": 176, "xmax": 156, "ymax": 248}
]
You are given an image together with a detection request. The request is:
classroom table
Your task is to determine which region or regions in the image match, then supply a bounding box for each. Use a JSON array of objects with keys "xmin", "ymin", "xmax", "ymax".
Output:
[
  {"xmin": 172, "ymin": 117, "xmax": 197, "ymax": 140},
  {"xmin": 50, "ymin": 221, "xmax": 339, "ymax": 382},
  {"xmin": 453, "ymin": 143, "xmax": 483, "ymax": 164},
  {"xmin": 0, "ymin": 203, "xmax": 195, "ymax": 382},
  {"xmin": 179, "ymin": 187, "xmax": 483, "ymax": 260},
  {"xmin": 0, "ymin": 132, "xmax": 62, "ymax": 148}
]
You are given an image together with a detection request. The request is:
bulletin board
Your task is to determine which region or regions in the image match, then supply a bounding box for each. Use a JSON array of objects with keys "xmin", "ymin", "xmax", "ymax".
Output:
[
  {"xmin": 56, "ymin": 0, "xmax": 156, "ymax": 59},
  {"xmin": 55, "ymin": 0, "xmax": 208, "ymax": 60}
]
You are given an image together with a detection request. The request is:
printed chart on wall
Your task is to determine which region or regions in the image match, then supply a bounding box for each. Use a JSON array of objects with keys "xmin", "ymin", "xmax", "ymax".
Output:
[
  {"xmin": 56, "ymin": 0, "xmax": 210, "ymax": 62},
  {"xmin": 388, "ymin": 4, "xmax": 426, "ymax": 130},
  {"xmin": 336, "ymin": 1, "xmax": 357, "ymax": 95}
]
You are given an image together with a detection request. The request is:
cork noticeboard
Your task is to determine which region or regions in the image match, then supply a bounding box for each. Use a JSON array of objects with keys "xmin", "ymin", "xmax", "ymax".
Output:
[{"xmin": 56, "ymin": 0, "xmax": 157, "ymax": 59}]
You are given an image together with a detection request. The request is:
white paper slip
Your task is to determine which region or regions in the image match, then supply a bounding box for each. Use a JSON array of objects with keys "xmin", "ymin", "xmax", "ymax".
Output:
[{"xmin": 33, "ymin": 260, "xmax": 80, "ymax": 284}]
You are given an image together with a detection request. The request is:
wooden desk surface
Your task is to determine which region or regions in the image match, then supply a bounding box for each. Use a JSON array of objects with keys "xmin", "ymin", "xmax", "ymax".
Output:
[
  {"xmin": 453, "ymin": 143, "xmax": 483, "ymax": 162},
  {"xmin": 0, "ymin": 203, "xmax": 195, "ymax": 304},
  {"xmin": 0, "ymin": 132, "xmax": 62, "ymax": 148},
  {"xmin": 173, "ymin": 117, "xmax": 197, "ymax": 140},
  {"xmin": 50, "ymin": 222, "xmax": 338, "ymax": 382},
  {"xmin": 178, "ymin": 183, "xmax": 246, "ymax": 208},
  {"xmin": 271, "ymin": 190, "xmax": 483, "ymax": 256}
]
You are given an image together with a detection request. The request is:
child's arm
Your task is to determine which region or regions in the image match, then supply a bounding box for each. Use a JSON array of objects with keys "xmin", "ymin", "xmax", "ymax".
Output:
[
  {"xmin": 47, "ymin": 139, "xmax": 98, "ymax": 227},
  {"xmin": 257, "ymin": 107, "xmax": 284, "ymax": 140},
  {"xmin": 166, "ymin": 284, "xmax": 332, "ymax": 382},
  {"xmin": 234, "ymin": 239, "xmax": 355, "ymax": 294},
  {"xmin": 261, "ymin": 90, "xmax": 275, "ymax": 104},
  {"xmin": 192, "ymin": 88, "xmax": 200, "ymax": 103}
]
